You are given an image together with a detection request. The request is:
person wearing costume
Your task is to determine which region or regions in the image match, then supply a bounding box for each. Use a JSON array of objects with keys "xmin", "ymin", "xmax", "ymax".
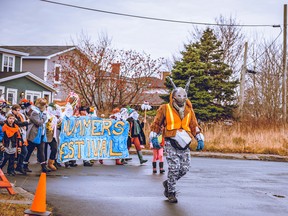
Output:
[
  {"xmin": 11, "ymin": 104, "xmax": 29, "ymax": 175},
  {"xmin": 124, "ymin": 108, "xmax": 148, "ymax": 165},
  {"xmin": 149, "ymin": 77, "xmax": 200, "ymax": 203},
  {"xmin": 61, "ymin": 92, "xmax": 80, "ymax": 168},
  {"xmin": 79, "ymin": 106, "xmax": 94, "ymax": 167},
  {"xmin": 24, "ymin": 98, "xmax": 51, "ymax": 173},
  {"xmin": 45, "ymin": 103, "xmax": 61, "ymax": 171},
  {"xmin": 150, "ymin": 126, "xmax": 165, "ymax": 174},
  {"xmin": 109, "ymin": 108, "xmax": 126, "ymax": 165},
  {"xmin": 0, "ymin": 113, "xmax": 21, "ymax": 176}
]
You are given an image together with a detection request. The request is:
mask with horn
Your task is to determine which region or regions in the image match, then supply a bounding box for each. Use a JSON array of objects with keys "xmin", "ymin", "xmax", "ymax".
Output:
[{"xmin": 167, "ymin": 76, "xmax": 191, "ymax": 107}]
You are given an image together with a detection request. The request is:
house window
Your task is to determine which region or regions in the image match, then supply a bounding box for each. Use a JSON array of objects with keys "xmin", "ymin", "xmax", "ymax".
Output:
[
  {"xmin": 0, "ymin": 86, "xmax": 5, "ymax": 99},
  {"xmin": 2, "ymin": 54, "xmax": 15, "ymax": 72},
  {"xmin": 26, "ymin": 91, "xmax": 41, "ymax": 104},
  {"xmin": 43, "ymin": 91, "xmax": 51, "ymax": 103},
  {"xmin": 54, "ymin": 64, "xmax": 61, "ymax": 83},
  {"xmin": 6, "ymin": 88, "xmax": 17, "ymax": 104}
]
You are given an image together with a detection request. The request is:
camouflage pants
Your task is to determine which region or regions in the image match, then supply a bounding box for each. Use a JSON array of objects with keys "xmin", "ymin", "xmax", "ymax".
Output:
[{"xmin": 165, "ymin": 139, "xmax": 191, "ymax": 193}]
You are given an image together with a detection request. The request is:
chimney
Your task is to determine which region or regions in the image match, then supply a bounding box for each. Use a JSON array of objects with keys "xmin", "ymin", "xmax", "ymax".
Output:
[
  {"xmin": 161, "ymin": 71, "xmax": 171, "ymax": 81},
  {"xmin": 111, "ymin": 63, "xmax": 121, "ymax": 76}
]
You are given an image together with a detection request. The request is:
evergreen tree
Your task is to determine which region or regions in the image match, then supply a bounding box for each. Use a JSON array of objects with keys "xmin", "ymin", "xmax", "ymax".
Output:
[{"xmin": 166, "ymin": 28, "xmax": 238, "ymax": 121}]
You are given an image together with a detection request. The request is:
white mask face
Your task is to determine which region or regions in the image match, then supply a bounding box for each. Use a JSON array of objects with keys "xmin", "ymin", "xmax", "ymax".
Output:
[
  {"xmin": 130, "ymin": 111, "xmax": 139, "ymax": 120},
  {"xmin": 120, "ymin": 108, "xmax": 128, "ymax": 120}
]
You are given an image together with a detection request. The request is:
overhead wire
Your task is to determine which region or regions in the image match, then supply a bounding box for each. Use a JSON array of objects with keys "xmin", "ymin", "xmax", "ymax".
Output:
[
  {"xmin": 40, "ymin": 0, "xmax": 280, "ymax": 28},
  {"xmin": 246, "ymin": 27, "xmax": 283, "ymax": 71}
]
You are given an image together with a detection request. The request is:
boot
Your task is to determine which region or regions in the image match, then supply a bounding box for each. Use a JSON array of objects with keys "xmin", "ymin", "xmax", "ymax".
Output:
[
  {"xmin": 121, "ymin": 159, "xmax": 127, "ymax": 164},
  {"xmin": 54, "ymin": 161, "xmax": 62, "ymax": 168},
  {"xmin": 48, "ymin": 159, "xmax": 57, "ymax": 171},
  {"xmin": 23, "ymin": 163, "xmax": 32, "ymax": 172},
  {"xmin": 15, "ymin": 165, "xmax": 27, "ymax": 175},
  {"xmin": 163, "ymin": 180, "xmax": 168, "ymax": 198},
  {"xmin": 69, "ymin": 160, "xmax": 78, "ymax": 167},
  {"xmin": 137, "ymin": 151, "xmax": 148, "ymax": 164},
  {"xmin": 152, "ymin": 162, "xmax": 157, "ymax": 173},
  {"xmin": 64, "ymin": 162, "xmax": 70, "ymax": 168},
  {"xmin": 83, "ymin": 160, "xmax": 93, "ymax": 167},
  {"xmin": 41, "ymin": 163, "xmax": 51, "ymax": 173},
  {"xmin": 115, "ymin": 159, "xmax": 124, "ymax": 165},
  {"xmin": 168, "ymin": 192, "xmax": 178, "ymax": 203},
  {"xmin": 159, "ymin": 162, "xmax": 165, "ymax": 174}
]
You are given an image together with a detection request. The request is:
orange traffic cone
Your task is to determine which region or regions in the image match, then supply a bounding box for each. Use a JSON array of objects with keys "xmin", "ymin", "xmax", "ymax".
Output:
[{"xmin": 24, "ymin": 172, "xmax": 51, "ymax": 216}]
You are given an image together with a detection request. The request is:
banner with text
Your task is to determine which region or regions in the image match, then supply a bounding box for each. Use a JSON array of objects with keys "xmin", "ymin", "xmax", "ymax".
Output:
[{"xmin": 57, "ymin": 116, "xmax": 129, "ymax": 163}]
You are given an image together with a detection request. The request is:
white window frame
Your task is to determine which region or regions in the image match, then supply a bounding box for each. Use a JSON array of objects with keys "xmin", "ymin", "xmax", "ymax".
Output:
[
  {"xmin": 0, "ymin": 86, "xmax": 5, "ymax": 99},
  {"xmin": 2, "ymin": 54, "xmax": 15, "ymax": 72},
  {"xmin": 54, "ymin": 64, "xmax": 61, "ymax": 84},
  {"xmin": 42, "ymin": 91, "xmax": 51, "ymax": 103},
  {"xmin": 25, "ymin": 90, "xmax": 42, "ymax": 103},
  {"xmin": 6, "ymin": 88, "xmax": 18, "ymax": 104}
]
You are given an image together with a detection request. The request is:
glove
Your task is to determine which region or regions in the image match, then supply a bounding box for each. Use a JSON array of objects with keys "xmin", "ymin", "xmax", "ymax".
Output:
[{"xmin": 149, "ymin": 131, "xmax": 157, "ymax": 142}]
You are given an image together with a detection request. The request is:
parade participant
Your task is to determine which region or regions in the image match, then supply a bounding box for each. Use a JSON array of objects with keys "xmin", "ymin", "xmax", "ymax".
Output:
[
  {"xmin": 45, "ymin": 103, "xmax": 60, "ymax": 171},
  {"xmin": 149, "ymin": 77, "xmax": 200, "ymax": 203},
  {"xmin": 109, "ymin": 108, "xmax": 125, "ymax": 165},
  {"xmin": 61, "ymin": 92, "xmax": 80, "ymax": 168},
  {"xmin": 79, "ymin": 106, "xmax": 94, "ymax": 167},
  {"xmin": 125, "ymin": 108, "xmax": 148, "ymax": 165},
  {"xmin": 24, "ymin": 98, "xmax": 51, "ymax": 173},
  {"xmin": 0, "ymin": 103, "xmax": 6, "ymax": 165},
  {"xmin": 11, "ymin": 104, "xmax": 29, "ymax": 175},
  {"xmin": 150, "ymin": 126, "xmax": 165, "ymax": 174},
  {"xmin": 0, "ymin": 113, "xmax": 21, "ymax": 176}
]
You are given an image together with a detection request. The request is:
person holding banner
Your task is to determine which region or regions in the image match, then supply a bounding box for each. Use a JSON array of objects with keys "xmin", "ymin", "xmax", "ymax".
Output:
[
  {"xmin": 79, "ymin": 106, "xmax": 94, "ymax": 167},
  {"xmin": 45, "ymin": 103, "xmax": 60, "ymax": 171}
]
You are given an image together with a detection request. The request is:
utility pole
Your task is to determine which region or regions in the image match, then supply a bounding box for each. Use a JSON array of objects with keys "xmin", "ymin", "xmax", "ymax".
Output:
[
  {"xmin": 283, "ymin": 4, "xmax": 287, "ymax": 123},
  {"xmin": 239, "ymin": 42, "xmax": 248, "ymax": 118}
]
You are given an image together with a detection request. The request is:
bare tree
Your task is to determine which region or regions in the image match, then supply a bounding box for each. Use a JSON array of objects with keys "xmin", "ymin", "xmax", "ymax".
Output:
[
  {"xmin": 52, "ymin": 35, "xmax": 163, "ymax": 112},
  {"xmin": 243, "ymin": 40, "xmax": 282, "ymax": 122}
]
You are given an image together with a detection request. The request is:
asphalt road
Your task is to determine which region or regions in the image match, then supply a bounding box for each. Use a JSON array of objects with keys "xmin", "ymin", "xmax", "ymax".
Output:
[{"xmin": 6, "ymin": 155, "xmax": 288, "ymax": 216}]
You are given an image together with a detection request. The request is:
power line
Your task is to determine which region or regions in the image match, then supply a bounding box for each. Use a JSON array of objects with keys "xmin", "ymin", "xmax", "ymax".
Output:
[
  {"xmin": 40, "ymin": 0, "xmax": 280, "ymax": 28},
  {"xmin": 246, "ymin": 27, "xmax": 283, "ymax": 69}
]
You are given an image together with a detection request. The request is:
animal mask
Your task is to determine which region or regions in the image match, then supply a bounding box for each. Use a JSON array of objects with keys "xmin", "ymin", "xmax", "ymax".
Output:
[{"xmin": 167, "ymin": 76, "xmax": 191, "ymax": 107}]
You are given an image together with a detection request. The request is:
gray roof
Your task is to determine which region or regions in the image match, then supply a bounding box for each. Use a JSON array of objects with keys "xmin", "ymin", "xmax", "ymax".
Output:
[
  {"xmin": 0, "ymin": 71, "xmax": 55, "ymax": 92},
  {"xmin": 0, "ymin": 46, "xmax": 75, "ymax": 57}
]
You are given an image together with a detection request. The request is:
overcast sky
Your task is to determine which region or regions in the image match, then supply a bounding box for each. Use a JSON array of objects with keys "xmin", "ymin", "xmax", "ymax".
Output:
[{"xmin": 0, "ymin": 0, "xmax": 286, "ymax": 60}]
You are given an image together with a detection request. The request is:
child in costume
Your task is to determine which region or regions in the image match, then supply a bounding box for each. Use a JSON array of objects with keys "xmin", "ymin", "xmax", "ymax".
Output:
[
  {"xmin": 11, "ymin": 104, "xmax": 29, "ymax": 175},
  {"xmin": 195, "ymin": 132, "xmax": 205, "ymax": 151},
  {"xmin": 0, "ymin": 113, "xmax": 21, "ymax": 176},
  {"xmin": 150, "ymin": 127, "xmax": 165, "ymax": 174}
]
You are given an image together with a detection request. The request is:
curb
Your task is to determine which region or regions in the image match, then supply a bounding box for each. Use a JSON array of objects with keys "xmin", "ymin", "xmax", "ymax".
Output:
[{"xmin": 130, "ymin": 149, "xmax": 288, "ymax": 162}]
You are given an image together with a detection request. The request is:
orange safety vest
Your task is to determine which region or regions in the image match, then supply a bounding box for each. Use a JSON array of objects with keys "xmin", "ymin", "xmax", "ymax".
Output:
[{"xmin": 166, "ymin": 104, "xmax": 191, "ymax": 132}]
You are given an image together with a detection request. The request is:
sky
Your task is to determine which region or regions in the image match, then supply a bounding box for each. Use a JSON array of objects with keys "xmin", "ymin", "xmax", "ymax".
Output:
[{"xmin": 0, "ymin": 0, "xmax": 286, "ymax": 60}]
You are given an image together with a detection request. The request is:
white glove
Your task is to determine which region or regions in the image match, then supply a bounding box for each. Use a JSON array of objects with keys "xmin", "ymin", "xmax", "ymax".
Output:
[{"xmin": 149, "ymin": 131, "xmax": 157, "ymax": 142}]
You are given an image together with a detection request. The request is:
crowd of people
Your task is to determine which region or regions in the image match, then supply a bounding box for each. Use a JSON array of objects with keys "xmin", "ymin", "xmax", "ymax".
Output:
[{"xmin": 0, "ymin": 94, "xmax": 153, "ymax": 176}]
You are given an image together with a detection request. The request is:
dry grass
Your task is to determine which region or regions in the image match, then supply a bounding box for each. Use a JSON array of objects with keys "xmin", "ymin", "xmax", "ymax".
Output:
[
  {"xmin": 0, "ymin": 192, "xmax": 53, "ymax": 216},
  {"xmin": 144, "ymin": 118, "xmax": 288, "ymax": 156},
  {"xmin": 196, "ymin": 121, "xmax": 288, "ymax": 156}
]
